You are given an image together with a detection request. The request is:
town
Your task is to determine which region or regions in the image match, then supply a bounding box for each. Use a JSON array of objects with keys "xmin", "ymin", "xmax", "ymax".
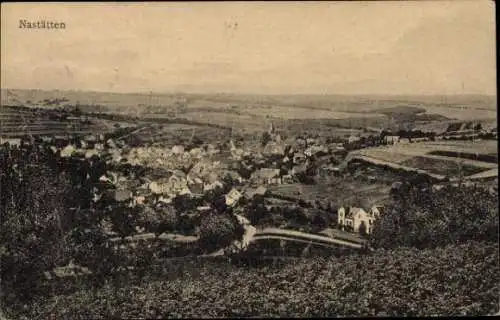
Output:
[{"xmin": 2, "ymin": 102, "xmax": 497, "ymax": 260}]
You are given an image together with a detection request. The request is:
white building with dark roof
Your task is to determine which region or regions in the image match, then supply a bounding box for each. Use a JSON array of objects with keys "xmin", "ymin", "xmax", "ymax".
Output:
[{"xmin": 338, "ymin": 205, "xmax": 384, "ymax": 234}]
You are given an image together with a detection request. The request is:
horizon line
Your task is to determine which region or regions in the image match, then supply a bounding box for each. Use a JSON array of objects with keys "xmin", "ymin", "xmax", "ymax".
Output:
[{"xmin": 2, "ymin": 87, "xmax": 496, "ymax": 98}]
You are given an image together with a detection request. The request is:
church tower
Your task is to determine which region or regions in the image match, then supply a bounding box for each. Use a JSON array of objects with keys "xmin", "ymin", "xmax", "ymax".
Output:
[{"xmin": 269, "ymin": 121, "xmax": 275, "ymax": 135}]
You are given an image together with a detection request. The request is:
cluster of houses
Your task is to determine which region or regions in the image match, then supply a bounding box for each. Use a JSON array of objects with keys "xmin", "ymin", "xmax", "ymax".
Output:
[
  {"xmin": 2, "ymin": 122, "xmax": 391, "ymax": 238},
  {"xmin": 381, "ymin": 122, "xmax": 497, "ymax": 145}
]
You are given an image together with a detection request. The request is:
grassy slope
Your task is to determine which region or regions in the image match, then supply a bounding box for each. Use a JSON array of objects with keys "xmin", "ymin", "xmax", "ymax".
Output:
[{"xmin": 13, "ymin": 241, "xmax": 499, "ymax": 319}]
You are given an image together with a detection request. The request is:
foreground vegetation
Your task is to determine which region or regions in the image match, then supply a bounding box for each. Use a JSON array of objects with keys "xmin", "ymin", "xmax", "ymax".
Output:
[{"xmin": 14, "ymin": 241, "xmax": 499, "ymax": 318}]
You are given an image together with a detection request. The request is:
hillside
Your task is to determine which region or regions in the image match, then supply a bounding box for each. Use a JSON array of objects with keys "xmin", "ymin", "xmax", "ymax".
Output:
[{"xmin": 14, "ymin": 241, "xmax": 499, "ymax": 318}]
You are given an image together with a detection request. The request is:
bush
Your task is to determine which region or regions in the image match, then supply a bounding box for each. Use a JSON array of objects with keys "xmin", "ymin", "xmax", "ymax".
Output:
[
  {"xmin": 138, "ymin": 205, "xmax": 178, "ymax": 235},
  {"xmin": 246, "ymin": 196, "xmax": 268, "ymax": 225},
  {"xmin": 198, "ymin": 213, "xmax": 243, "ymax": 251}
]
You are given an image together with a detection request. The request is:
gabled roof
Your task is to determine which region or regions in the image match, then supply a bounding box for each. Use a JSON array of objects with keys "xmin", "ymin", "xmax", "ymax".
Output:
[
  {"xmin": 346, "ymin": 207, "xmax": 366, "ymax": 218},
  {"xmin": 245, "ymin": 186, "xmax": 267, "ymax": 198},
  {"xmin": 252, "ymin": 168, "xmax": 280, "ymax": 180}
]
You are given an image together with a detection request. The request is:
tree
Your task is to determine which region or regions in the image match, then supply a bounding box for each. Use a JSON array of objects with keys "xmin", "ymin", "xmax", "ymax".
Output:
[
  {"xmin": 1, "ymin": 160, "xmax": 75, "ymax": 303},
  {"xmin": 261, "ymin": 131, "xmax": 272, "ymax": 147},
  {"xmin": 359, "ymin": 221, "xmax": 367, "ymax": 237},
  {"xmin": 198, "ymin": 213, "xmax": 243, "ymax": 252},
  {"xmin": 246, "ymin": 195, "xmax": 267, "ymax": 224},
  {"xmin": 371, "ymin": 184, "xmax": 498, "ymax": 249},
  {"xmin": 138, "ymin": 205, "xmax": 178, "ymax": 235}
]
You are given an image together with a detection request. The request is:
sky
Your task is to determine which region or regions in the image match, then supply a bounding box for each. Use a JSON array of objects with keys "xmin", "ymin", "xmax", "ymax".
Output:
[{"xmin": 1, "ymin": 1, "xmax": 496, "ymax": 95}]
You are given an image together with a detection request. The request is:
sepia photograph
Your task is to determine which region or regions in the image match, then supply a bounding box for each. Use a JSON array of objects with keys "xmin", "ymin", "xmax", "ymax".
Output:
[{"xmin": 0, "ymin": 1, "xmax": 498, "ymax": 318}]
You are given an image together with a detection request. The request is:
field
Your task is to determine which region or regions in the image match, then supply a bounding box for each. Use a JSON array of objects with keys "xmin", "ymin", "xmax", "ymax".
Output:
[
  {"xmin": 268, "ymin": 178, "xmax": 392, "ymax": 209},
  {"xmin": 2, "ymin": 89, "xmax": 496, "ymax": 134},
  {"xmin": 400, "ymin": 156, "xmax": 486, "ymax": 176},
  {"xmin": 0, "ymin": 106, "xmax": 134, "ymax": 137},
  {"xmin": 122, "ymin": 123, "xmax": 232, "ymax": 147},
  {"xmin": 351, "ymin": 140, "xmax": 498, "ymax": 179}
]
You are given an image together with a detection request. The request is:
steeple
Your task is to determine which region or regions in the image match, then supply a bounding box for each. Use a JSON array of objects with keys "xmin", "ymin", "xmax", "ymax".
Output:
[{"xmin": 269, "ymin": 121, "xmax": 275, "ymax": 135}]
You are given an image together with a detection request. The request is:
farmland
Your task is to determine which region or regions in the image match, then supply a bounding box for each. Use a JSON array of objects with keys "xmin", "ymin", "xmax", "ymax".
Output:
[
  {"xmin": 120, "ymin": 123, "xmax": 232, "ymax": 147},
  {"xmin": 0, "ymin": 105, "xmax": 136, "ymax": 137},
  {"xmin": 2, "ymin": 89, "xmax": 497, "ymax": 134},
  {"xmin": 349, "ymin": 140, "xmax": 498, "ymax": 179},
  {"xmin": 268, "ymin": 177, "xmax": 392, "ymax": 209}
]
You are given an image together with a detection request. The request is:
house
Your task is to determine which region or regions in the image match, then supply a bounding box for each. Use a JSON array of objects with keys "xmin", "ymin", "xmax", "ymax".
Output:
[
  {"xmin": 178, "ymin": 186, "xmax": 192, "ymax": 196},
  {"xmin": 149, "ymin": 181, "xmax": 171, "ymax": 195},
  {"xmin": 187, "ymin": 176, "xmax": 204, "ymax": 194},
  {"xmin": 85, "ymin": 149, "xmax": 99, "ymax": 159},
  {"xmin": 223, "ymin": 170, "xmax": 244, "ymax": 184},
  {"xmin": 225, "ymin": 188, "xmax": 242, "ymax": 207},
  {"xmin": 106, "ymin": 139, "xmax": 117, "ymax": 149},
  {"xmin": 172, "ymin": 145, "xmax": 185, "ymax": 155},
  {"xmin": 41, "ymin": 136, "xmax": 53, "ymax": 143},
  {"xmin": 84, "ymin": 134, "xmax": 97, "ymax": 143},
  {"xmin": 384, "ymin": 135, "xmax": 400, "ymax": 144},
  {"xmin": 197, "ymin": 205, "xmax": 212, "ymax": 213},
  {"xmin": 189, "ymin": 148, "xmax": 204, "ymax": 158},
  {"xmin": 263, "ymin": 142, "xmax": 285, "ymax": 156},
  {"xmin": 432, "ymin": 184, "xmax": 445, "ymax": 192},
  {"xmin": 251, "ymin": 168, "xmax": 281, "ymax": 184},
  {"xmin": 80, "ymin": 140, "xmax": 89, "ymax": 149},
  {"xmin": 204, "ymin": 180, "xmax": 224, "ymax": 192},
  {"xmin": 304, "ymin": 145, "xmax": 329, "ymax": 157},
  {"xmin": 338, "ymin": 206, "xmax": 382, "ymax": 234},
  {"xmin": 0, "ymin": 138, "xmax": 21, "ymax": 147},
  {"xmin": 60, "ymin": 144, "xmax": 76, "ymax": 158},
  {"xmin": 306, "ymin": 138, "xmax": 316, "ymax": 146},
  {"xmin": 293, "ymin": 153, "xmax": 307, "ymax": 164},
  {"xmin": 245, "ymin": 186, "xmax": 268, "ymax": 199},
  {"xmin": 348, "ymin": 135, "xmax": 361, "ymax": 144},
  {"xmin": 282, "ymin": 174, "xmax": 294, "ymax": 184},
  {"xmin": 235, "ymin": 214, "xmax": 251, "ymax": 226},
  {"xmin": 269, "ymin": 177, "xmax": 283, "ymax": 184},
  {"xmin": 112, "ymin": 189, "xmax": 133, "ymax": 202},
  {"xmin": 133, "ymin": 196, "xmax": 146, "ymax": 206}
]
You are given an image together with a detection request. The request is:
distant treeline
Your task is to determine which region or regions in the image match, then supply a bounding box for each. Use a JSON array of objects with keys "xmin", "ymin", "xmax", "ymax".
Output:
[
  {"xmin": 427, "ymin": 150, "xmax": 498, "ymax": 164},
  {"xmin": 381, "ymin": 129, "xmax": 436, "ymax": 139}
]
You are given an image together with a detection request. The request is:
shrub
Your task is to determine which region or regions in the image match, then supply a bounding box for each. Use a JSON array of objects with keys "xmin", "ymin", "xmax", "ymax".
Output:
[
  {"xmin": 138, "ymin": 205, "xmax": 178, "ymax": 235},
  {"xmin": 198, "ymin": 213, "xmax": 243, "ymax": 251},
  {"xmin": 246, "ymin": 196, "xmax": 268, "ymax": 224}
]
